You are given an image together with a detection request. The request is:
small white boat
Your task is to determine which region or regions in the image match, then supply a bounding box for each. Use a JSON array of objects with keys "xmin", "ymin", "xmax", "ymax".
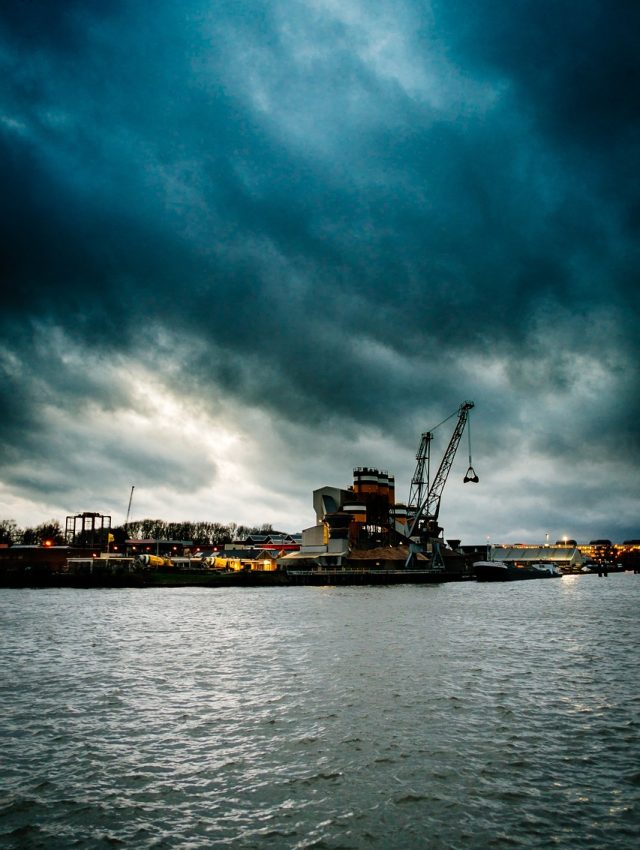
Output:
[
  {"xmin": 475, "ymin": 560, "xmax": 562, "ymax": 581},
  {"xmin": 528, "ymin": 562, "xmax": 563, "ymax": 577}
]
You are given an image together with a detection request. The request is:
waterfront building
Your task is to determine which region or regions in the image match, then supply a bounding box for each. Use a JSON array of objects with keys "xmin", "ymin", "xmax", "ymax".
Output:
[{"xmin": 489, "ymin": 544, "xmax": 584, "ymax": 571}]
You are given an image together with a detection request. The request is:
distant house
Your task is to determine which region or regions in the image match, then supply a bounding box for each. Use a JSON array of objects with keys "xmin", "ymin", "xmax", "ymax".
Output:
[
  {"xmin": 227, "ymin": 533, "xmax": 301, "ymax": 552},
  {"xmin": 213, "ymin": 548, "xmax": 279, "ymax": 572},
  {"xmin": 252, "ymin": 549, "xmax": 281, "ymax": 571}
]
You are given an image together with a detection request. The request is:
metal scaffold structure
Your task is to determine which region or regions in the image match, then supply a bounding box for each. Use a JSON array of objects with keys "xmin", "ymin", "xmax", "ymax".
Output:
[{"xmin": 65, "ymin": 512, "xmax": 112, "ymax": 547}]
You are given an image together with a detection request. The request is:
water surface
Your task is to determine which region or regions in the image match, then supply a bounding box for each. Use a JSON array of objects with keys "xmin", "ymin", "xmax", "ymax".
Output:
[{"xmin": 1, "ymin": 574, "xmax": 639, "ymax": 848}]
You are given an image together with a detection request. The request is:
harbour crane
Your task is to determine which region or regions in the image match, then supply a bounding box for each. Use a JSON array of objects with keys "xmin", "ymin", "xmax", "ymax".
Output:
[
  {"xmin": 406, "ymin": 401, "xmax": 478, "ymax": 542},
  {"xmin": 125, "ymin": 485, "xmax": 135, "ymax": 531}
]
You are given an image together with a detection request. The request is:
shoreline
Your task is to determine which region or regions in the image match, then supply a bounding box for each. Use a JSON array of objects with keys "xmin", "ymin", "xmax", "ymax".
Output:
[
  {"xmin": 3, "ymin": 567, "xmax": 629, "ymax": 589},
  {"xmin": 0, "ymin": 566, "xmax": 471, "ymax": 588}
]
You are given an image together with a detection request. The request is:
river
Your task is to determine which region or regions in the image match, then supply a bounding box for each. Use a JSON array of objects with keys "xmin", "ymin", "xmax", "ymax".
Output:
[{"xmin": 1, "ymin": 573, "xmax": 639, "ymax": 849}]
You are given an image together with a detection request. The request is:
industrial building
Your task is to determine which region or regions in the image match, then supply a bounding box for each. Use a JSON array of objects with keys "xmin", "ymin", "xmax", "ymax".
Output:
[
  {"xmin": 279, "ymin": 467, "xmax": 463, "ymax": 577},
  {"xmin": 278, "ymin": 401, "xmax": 478, "ymax": 575},
  {"xmin": 280, "ymin": 401, "xmax": 479, "ymax": 579},
  {"xmin": 281, "ymin": 467, "xmax": 406, "ymax": 569}
]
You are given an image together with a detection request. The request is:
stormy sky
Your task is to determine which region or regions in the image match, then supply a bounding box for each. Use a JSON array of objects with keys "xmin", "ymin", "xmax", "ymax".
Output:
[{"xmin": 1, "ymin": 0, "xmax": 638, "ymax": 543}]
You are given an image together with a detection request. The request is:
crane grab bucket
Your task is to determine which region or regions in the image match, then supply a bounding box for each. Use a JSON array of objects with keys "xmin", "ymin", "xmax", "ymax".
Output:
[{"xmin": 464, "ymin": 466, "xmax": 479, "ymax": 483}]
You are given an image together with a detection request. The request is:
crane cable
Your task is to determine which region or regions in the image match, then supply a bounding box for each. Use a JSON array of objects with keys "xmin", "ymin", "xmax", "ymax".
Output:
[
  {"xmin": 429, "ymin": 407, "xmax": 459, "ymax": 434},
  {"xmin": 464, "ymin": 410, "xmax": 479, "ymax": 483}
]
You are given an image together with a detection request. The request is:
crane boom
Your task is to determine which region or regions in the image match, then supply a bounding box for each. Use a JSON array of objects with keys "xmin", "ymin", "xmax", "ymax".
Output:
[
  {"xmin": 407, "ymin": 401, "xmax": 475, "ymax": 539},
  {"xmin": 125, "ymin": 485, "xmax": 135, "ymax": 529}
]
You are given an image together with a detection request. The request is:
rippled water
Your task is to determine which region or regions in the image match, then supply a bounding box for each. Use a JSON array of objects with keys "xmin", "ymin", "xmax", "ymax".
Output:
[{"xmin": 1, "ymin": 574, "xmax": 639, "ymax": 849}]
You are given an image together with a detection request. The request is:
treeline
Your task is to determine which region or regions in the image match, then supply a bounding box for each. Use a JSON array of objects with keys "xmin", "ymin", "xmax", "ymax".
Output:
[
  {"xmin": 0, "ymin": 518, "xmax": 282, "ymax": 547},
  {"xmin": 0, "ymin": 519, "xmax": 65, "ymax": 546},
  {"xmin": 123, "ymin": 520, "xmax": 280, "ymax": 546}
]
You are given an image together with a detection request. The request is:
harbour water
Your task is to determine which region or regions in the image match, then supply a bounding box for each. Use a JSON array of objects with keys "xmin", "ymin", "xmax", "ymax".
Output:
[{"xmin": 1, "ymin": 574, "xmax": 639, "ymax": 849}]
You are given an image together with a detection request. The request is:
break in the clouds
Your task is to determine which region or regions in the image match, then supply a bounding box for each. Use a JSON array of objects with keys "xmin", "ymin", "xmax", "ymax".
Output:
[{"xmin": 1, "ymin": 0, "xmax": 638, "ymax": 542}]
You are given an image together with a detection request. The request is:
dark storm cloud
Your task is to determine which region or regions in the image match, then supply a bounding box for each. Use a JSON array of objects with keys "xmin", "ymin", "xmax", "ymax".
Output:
[
  {"xmin": 0, "ymin": 1, "xmax": 123, "ymax": 51},
  {"xmin": 1, "ymin": 1, "xmax": 638, "ymax": 533},
  {"xmin": 431, "ymin": 0, "xmax": 640, "ymax": 296},
  {"xmin": 434, "ymin": 0, "xmax": 640, "ymax": 147}
]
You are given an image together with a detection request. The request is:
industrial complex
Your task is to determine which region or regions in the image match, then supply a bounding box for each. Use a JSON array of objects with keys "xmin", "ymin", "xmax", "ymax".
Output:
[{"xmin": 1, "ymin": 401, "xmax": 639, "ymax": 585}]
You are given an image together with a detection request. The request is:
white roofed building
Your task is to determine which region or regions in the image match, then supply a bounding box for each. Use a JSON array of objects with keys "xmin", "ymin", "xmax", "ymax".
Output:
[{"xmin": 490, "ymin": 545, "xmax": 584, "ymax": 571}]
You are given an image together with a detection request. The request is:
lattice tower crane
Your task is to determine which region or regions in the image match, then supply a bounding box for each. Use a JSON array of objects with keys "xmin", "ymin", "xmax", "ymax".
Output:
[{"xmin": 406, "ymin": 401, "xmax": 478, "ymax": 541}]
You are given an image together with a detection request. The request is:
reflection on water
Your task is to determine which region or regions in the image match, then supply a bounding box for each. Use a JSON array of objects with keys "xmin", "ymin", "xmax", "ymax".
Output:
[{"xmin": 1, "ymin": 575, "xmax": 639, "ymax": 849}]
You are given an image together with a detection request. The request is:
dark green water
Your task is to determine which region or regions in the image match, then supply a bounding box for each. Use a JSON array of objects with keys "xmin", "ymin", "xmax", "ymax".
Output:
[{"xmin": 1, "ymin": 575, "xmax": 639, "ymax": 849}]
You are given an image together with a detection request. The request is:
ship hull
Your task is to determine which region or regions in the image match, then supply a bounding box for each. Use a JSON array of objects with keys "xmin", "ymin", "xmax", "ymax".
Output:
[{"xmin": 474, "ymin": 561, "xmax": 562, "ymax": 581}]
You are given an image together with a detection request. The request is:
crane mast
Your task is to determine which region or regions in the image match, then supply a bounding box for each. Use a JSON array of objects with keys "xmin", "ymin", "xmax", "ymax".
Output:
[
  {"xmin": 407, "ymin": 431, "xmax": 432, "ymax": 517},
  {"xmin": 125, "ymin": 485, "xmax": 135, "ymax": 530},
  {"xmin": 407, "ymin": 401, "xmax": 476, "ymax": 540}
]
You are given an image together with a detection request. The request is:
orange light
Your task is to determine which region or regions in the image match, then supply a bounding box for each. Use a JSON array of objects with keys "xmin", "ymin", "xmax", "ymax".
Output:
[{"xmin": 43, "ymin": 540, "xmax": 53, "ymax": 547}]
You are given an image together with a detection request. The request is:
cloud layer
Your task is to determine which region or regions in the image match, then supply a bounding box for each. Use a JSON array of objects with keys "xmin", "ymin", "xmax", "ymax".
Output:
[{"xmin": 1, "ymin": 1, "xmax": 639, "ymax": 541}]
